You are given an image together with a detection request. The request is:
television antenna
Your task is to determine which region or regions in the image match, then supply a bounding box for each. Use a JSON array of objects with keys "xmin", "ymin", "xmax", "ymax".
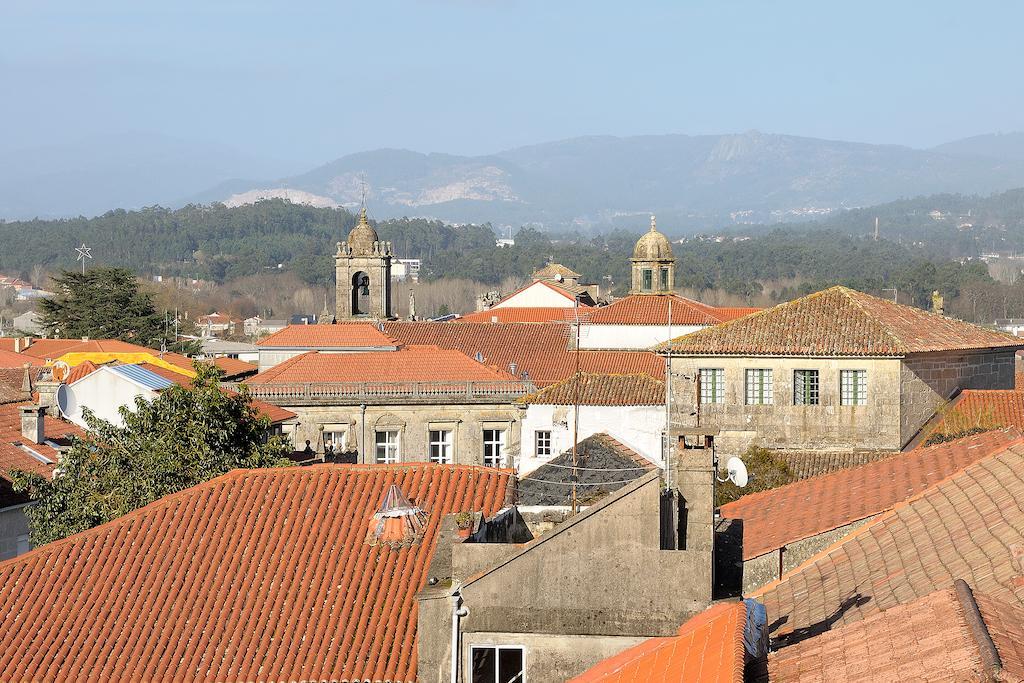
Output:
[
  {"xmin": 559, "ymin": 299, "xmax": 592, "ymax": 515},
  {"xmin": 74, "ymin": 244, "xmax": 93, "ymax": 275},
  {"xmin": 717, "ymin": 456, "xmax": 749, "ymax": 488}
]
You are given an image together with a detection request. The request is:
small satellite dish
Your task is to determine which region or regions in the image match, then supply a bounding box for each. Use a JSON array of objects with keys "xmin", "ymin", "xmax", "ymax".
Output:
[
  {"xmin": 56, "ymin": 384, "xmax": 78, "ymax": 419},
  {"xmin": 51, "ymin": 360, "xmax": 71, "ymax": 383},
  {"xmin": 554, "ymin": 273, "xmax": 564, "ymax": 282},
  {"xmin": 725, "ymin": 457, "xmax": 748, "ymax": 488}
]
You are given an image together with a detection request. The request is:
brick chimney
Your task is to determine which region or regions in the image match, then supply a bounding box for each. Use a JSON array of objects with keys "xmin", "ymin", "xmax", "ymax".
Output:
[{"xmin": 20, "ymin": 405, "xmax": 45, "ymax": 445}]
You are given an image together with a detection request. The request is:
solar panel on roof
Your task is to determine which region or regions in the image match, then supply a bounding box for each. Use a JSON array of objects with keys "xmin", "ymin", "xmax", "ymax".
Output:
[{"xmin": 108, "ymin": 364, "xmax": 175, "ymax": 391}]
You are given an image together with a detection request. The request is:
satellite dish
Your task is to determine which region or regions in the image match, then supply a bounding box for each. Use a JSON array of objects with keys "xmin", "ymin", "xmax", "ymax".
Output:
[
  {"xmin": 554, "ymin": 273, "xmax": 564, "ymax": 282},
  {"xmin": 725, "ymin": 457, "xmax": 749, "ymax": 488},
  {"xmin": 56, "ymin": 384, "xmax": 78, "ymax": 420},
  {"xmin": 51, "ymin": 360, "xmax": 71, "ymax": 383}
]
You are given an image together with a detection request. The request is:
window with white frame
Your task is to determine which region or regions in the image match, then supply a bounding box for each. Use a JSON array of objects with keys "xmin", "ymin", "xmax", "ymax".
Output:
[
  {"xmin": 374, "ymin": 430, "xmax": 400, "ymax": 464},
  {"xmin": 535, "ymin": 430, "xmax": 552, "ymax": 458},
  {"xmin": 322, "ymin": 429, "xmax": 346, "ymax": 453},
  {"xmin": 471, "ymin": 645, "xmax": 524, "ymax": 683},
  {"xmin": 699, "ymin": 368, "xmax": 725, "ymax": 404},
  {"xmin": 841, "ymin": 369, "xmax": 868, "ymax": 406},
  {"xmin": 483, "ymin": 429, "xmax": 507, "ymax": 467},
  {"xmin": 745, "ymin": 369, "xmax": 773, "ymax": 405},
  {"xmin": 429, "ymin": 429, "xmax": 453, "ymax": 464},
  {"xmin": 793, "ymin": 369, "xmax": 819, "ymax": 406}
]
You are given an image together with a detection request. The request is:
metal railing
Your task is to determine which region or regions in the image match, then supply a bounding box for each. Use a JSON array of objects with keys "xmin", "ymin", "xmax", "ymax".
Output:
[{"xmin": 226, "ymin": 380, "xmax": 535, "ymax": 402}]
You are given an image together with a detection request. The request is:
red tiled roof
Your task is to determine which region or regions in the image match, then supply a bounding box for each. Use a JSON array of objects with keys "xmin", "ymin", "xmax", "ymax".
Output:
[
  {"xmin": 518, "ymin": 373, "xmax": 664, "ymax": 406},
  {"xmin": 210, "ymin": 355, "xmax": 258, "ymax": 379},
  {"xmin": 383, "ymin": 322, "xmax": 664, "ymax": 386},
  {"xmin": 0, "ymin": 463, "xmax": 513, "ymax": 682},
  {"xmin": 457, "ymin": 307, "xmax": 591, "ymax": 323},
  {"xmin": 928, "ymin": 389, "xmax": 1024, "ymax": 439},
  {"xmin": 587, "ymin": 294, "xmax": 757, "ymax": 326},
  {"xmin": 721, "ymin": 428, "xmax": 1024, "ymax": 560},
  {"xmin": 0, "ymin": 349, "xmax": 43, "ymax": 368},
  {"xmin": 663, "ymin": 286, "xmax": 1024, "ymax": 356},
  {"xmin": 137, "ymin": 364, "xmax": 297, "ymax": 424},
  {"xmin": 753, "ymin": 440, "xmax": 1024, "ymax": 640},
  {"xmin": 0, "ymin": 402, "xmax": 82, "ymax": 480},
  {"xmin": 256, "ymin": 323, "xmax": 399, "ymax": 348},
  {"xmin": 248, "ymin": 346, "xmax": 515, "ymax": 384},
  {"xmin": 569, "ymin": 602, "xmax": 747, "ymax": 683},
  {"xmin": 64, "ymin": 360, "xmax": 99, "ymax": 384},
  {"xmin": 0, "ymin": 339, "xmax": 23, "ymax": 353},
  {"xmin": 533, "ymin": 263, "xmax": 582, "ymax": 280},
  {"xmin": 767, "ymin": 584, "xmax": 1024, "ymax": 682}
]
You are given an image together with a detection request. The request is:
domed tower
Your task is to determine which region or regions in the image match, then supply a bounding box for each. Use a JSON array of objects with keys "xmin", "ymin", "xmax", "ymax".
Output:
[
  {"xmin": 335, "ymin": 207, "xmax": 393, "ymax": 320},
  {"xmin": 630, "ymin": 215, "xmax": 675, "ymax": 294}
]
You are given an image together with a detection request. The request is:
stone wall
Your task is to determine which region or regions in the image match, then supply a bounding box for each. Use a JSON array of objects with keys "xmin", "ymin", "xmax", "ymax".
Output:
[
  {"xmin": 0, "ymin": 505, "xmax": 30, "ymax": 562},
  {"xmin": 899, "ymin": 349, "xmax": 1016, "ymax": 445},
  {"xmin": 281, "ymin": 402, "xmax": 523, "ymax": 466},
  {"xmin": 668, "ymin": 355, "xmax": 904, "ymax": 457},
  {"xmin": 741, "ymin": 516, "xmax": 879, "ymax": 593}
]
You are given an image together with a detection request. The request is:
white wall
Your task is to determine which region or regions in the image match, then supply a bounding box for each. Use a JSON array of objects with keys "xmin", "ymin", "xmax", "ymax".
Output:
[
  {"xmin": 518, "ymin": 403, "xmax": 665, "ymax": 475},
  {"xmin": 578, "ymin": 323, "xmax": 705, "ymax": 350},
  {"xmin": 66, "ymin": 370, "xmax": 157, "ymax": 429},
  {"xmin": 494, "ymin": 282, "xmax": 575, "ymax": 309}
]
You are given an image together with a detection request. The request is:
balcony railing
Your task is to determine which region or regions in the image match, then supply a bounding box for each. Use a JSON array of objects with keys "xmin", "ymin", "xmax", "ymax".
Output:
[{"xmin": 226, "ymin": 380, "xmax": 536, "ymax": 402}]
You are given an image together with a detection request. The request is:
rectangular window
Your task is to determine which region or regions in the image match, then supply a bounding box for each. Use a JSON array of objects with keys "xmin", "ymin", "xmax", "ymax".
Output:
[
  {"xmin": 323, "ymin": 430, "xmax": 345, "ymax": 453},
  {"xmin": 642, "ymin": 269, "xmax": 653, "ymax": 291},
  {"xmin": 793, "ymin": 370, "xmax": 819, "ymax": 405},
  {"xmin": 699, "ymin": 368, "xmax": 725, "ymax": 404},
  {"xmin": 660, "ymin": 267, "xmax": 669, "ymax": 290},
  {"xmin": 745, "ymin": 369, "xmax": 773, "ymax": 405},
  {"xmin": 535, "ymin": 430, "xmax": 552, "ymax": 458},
  {"xmin": 483, "ymin": 429, "xmax": 507, "ymax": 467},
  {"xmin": 429, "ymin": 429, "xmax": 453, "ymax": 464},
  {"xmin": 471, "ymin": 646, "xmax": 524, "ymax": 683},
  {"xmin": 841, "ymin": 370, "xmax": 868, "ymax": 406},
  {"xmin": 375, "ymin": 430, "xmax": 399, "ymax": 464}
]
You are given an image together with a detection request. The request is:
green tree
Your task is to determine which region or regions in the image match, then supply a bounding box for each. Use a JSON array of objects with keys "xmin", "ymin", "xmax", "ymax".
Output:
[
  {"xmin": 715, "ymin": 445, "xmax": 797, "ymax": 507},
  {"xmin": 38, "ymin": 267, "xmax": 171, "ymax": 347},
  {"xmin": 11, "ymin": 363, "xmax": 293, "ymax": 545}
]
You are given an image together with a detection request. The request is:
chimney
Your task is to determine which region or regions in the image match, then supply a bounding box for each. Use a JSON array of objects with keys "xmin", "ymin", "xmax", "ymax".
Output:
[
  {"xmin": 671, "ymin": 430, "xmax": 718, "ymax": 553},
  {"xmin": 36, "ymin": 378, "xmax": 61, "ymax": 417},
  {"xmin": 20, "ymin": 405, "xmax": 45, "ymax": 445}
]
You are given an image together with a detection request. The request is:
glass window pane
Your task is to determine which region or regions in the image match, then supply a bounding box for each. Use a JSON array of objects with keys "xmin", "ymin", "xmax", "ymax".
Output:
[
  {"xmin": 699, "ymin": 368, "xmax": 724, "ymax": 404},
  {"xmin": 498, "ymin": 648, "xmax": 524, "ymax": 683},
  {"xmin": 642, "ymin": 269, "xmax": 652, "ymax": 290},
  {"xmin": 471, "ymin": 647, "xmax": 496, "ymax": 683}
]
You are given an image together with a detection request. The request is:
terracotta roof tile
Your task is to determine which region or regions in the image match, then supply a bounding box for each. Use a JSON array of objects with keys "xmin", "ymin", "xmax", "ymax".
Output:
[
  {"xmin": 210, "ymin": 355, "xmax": 257, "ymax": 379},
  {"xmin": 0, "ymin": 463, "xmax": 513, "ymax": 682},
  {"xmin": 752, "ymin": 441, "xmax": 1024, "ymax": 640},
  {"xmin": 569, "ymin": 601, "xmax": 747, "ymax": 683},
  {"xmin": 0, "ymin": 349, "xmax": 43, "ymax": 368},
  {"xmin": 383, "ymin": 322, "xmax": 664, "ymax": 386},
  {"xmin": 776, "ymin": 449, "xmax": 896, "ymax": 479},
  {"xmin": 722, "ymin": 429, "xmax": 1024, "ymax": 560},
  {"xmin": 0, "ymin": 339, "xmax": 26, "ymax": 353},
  {"xmin": 64, "ymin": 360, "xmax": 99, "ymax": 384},
  {"xmin": 457, "ymin": 307, "xmax": 591, "ymax": 323},
  {"xmin": 663, "ymin": 286, "xmax": 1024, "ymax": 356},
  {"xmin": 0, "ymin": 402, "xmax": 82, "ymax": 480},
  {"xmin": 533, "ymin": 263, "xmax": 582, "ymax": 280},
  {"xmin": 518, "ymin": 373, "xmax": 664, "ymax": 406},
  {"xmin": 17, "ymin": 339, "xmax": 83, "ymax": 360},
  {"xmin": 257, "ymin": 323, "xmax": 400, "ymax": 348},
  {"xmin": 928, "ymin": 389, "xmax": 1024, "ymax": 439},
  {"xmin": 248, "ymin": 345, "xmax": 515, "ymax": 384},
  {"xmin": 767, "ymin": 585, "xmax": 1024, "ymax": 682},
  {"xmin": 136, "ymin": 364, "xmax": 297, "ymax": 424},
  {"xmin": 587, "ymin": 293, "xmax": 755, "ymax": 326}
]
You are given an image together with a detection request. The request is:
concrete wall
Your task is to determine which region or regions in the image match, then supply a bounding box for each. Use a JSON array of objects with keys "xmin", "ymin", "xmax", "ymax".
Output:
[
  {"xmin": 0, "ymin": 505, "xmax": 31, "ymax": 562},
  {"xmin": 899, "ymin": 349, "xmax": 1016, "ymax": 444},
  {"xmin": 281, "ymin": 403, "xmax": 523, "ymax": 466},
  {"xmin": 518, "ymin": 404, "xmax": 665, "ymax": 474},
  {"xmin": 740, "ymin": 516, "xmax": 879, "ymax": 594},
  {"xmin": 578, "ymin": 323, "xmax": 703, "ymax": 350},
  {"xmin": 67, "ymin": 369, "xmax": 157, "ymax": 429},
  {"xmin": 446, "ymin": 475, "xmax": 711, "ymax": 683},
  {"xmin": 668, "ymin": 355, "xmax": 903, "ymax": 456}
]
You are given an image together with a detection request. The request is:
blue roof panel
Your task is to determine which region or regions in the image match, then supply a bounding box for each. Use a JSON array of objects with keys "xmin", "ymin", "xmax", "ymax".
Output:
[{"xmin": 108, "ymin": 364, "xmax": 176, "ymax": 391}]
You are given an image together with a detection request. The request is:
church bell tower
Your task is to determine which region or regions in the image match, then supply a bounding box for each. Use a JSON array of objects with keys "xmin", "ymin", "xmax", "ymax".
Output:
[{"xmin": 335, "ymin": 207, "xmax": 393, "ymax": 320}]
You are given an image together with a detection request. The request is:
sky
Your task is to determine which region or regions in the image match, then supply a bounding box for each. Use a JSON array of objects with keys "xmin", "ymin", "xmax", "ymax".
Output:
[{"xmin": 3, "ymin": 1, "xmax": 1023, "ymax": 169}]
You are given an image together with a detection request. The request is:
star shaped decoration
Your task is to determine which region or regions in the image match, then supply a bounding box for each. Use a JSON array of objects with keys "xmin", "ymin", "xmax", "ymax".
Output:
[{"xmin": 75, "ymin": 244, "xmax": 93, "ymax": 261}]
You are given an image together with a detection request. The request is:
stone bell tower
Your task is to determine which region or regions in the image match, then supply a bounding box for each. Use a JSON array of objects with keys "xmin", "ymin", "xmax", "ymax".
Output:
[
  {"xmin": 335, "ymin": 207, "xmax": 393, "ymax": 320},
  {"xmin": 630, "ymin": 215, "xmax": 676, "ymax": 294}
]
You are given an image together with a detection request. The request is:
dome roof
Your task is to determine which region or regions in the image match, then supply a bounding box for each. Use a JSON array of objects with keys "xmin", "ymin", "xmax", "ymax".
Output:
[
  {"xmin": 632, "ymin": 215, "xmax": 674, "ymax": 260},
  {"xmin": 346, "ymin": 207, "xmax": 379, "ymax": 253}
]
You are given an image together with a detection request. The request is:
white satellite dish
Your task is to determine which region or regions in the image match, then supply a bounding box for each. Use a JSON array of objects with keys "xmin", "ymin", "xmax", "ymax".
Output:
[
  {"xmin": 725, "ymin": 457, "xmax": 749, "ymax": 488},
  {"xmin": 56, "ymin": 384, "xmax": 78, "ymax": 420},
  {"xmin": 554, "ymin": 273, "xmax": 564, "ymax": 282}
]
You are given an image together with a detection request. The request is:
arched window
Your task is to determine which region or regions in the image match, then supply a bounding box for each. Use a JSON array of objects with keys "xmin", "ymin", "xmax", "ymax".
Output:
[{"xmin": 351, "ymin": 271, "xmax": 370, "ymax": 315}]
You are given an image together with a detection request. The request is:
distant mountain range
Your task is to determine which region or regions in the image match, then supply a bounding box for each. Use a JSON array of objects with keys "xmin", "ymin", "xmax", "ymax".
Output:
[{"xmin": 7, "ymin": 130, "xmax": 1024, "ymax": 232}]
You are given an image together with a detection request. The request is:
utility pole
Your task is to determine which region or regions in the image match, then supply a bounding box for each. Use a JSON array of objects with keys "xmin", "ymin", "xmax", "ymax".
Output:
[{"xmin": 571, "ymin": 295, "xmax": 582, "ymax": 515}]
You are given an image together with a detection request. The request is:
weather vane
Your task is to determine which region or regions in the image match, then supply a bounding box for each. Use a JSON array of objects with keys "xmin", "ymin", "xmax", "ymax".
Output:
[{"xmin": 75, "ymin": 244, "xmax": 93, "ymax": 275}]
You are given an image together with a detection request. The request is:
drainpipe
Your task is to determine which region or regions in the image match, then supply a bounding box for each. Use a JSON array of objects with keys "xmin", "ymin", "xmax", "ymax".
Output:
[
  {"xmin": 360, "ymin": 403, "xmax": 367, "ymax": 464},
  {"xmin": 450, "ymin": 590, "xmax": 469, "ymax": 683}
]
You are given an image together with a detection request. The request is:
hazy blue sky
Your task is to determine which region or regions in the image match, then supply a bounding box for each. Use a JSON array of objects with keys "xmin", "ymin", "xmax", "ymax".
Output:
[{"xmin": 3, "ymin": 1, "xmax": 1023, "ymax": 166}]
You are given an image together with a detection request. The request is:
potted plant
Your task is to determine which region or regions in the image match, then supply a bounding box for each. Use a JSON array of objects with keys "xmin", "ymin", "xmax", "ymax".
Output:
[{"xmin": 454, "ymin": 511, "xmax": 475, "ymax": 538}]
